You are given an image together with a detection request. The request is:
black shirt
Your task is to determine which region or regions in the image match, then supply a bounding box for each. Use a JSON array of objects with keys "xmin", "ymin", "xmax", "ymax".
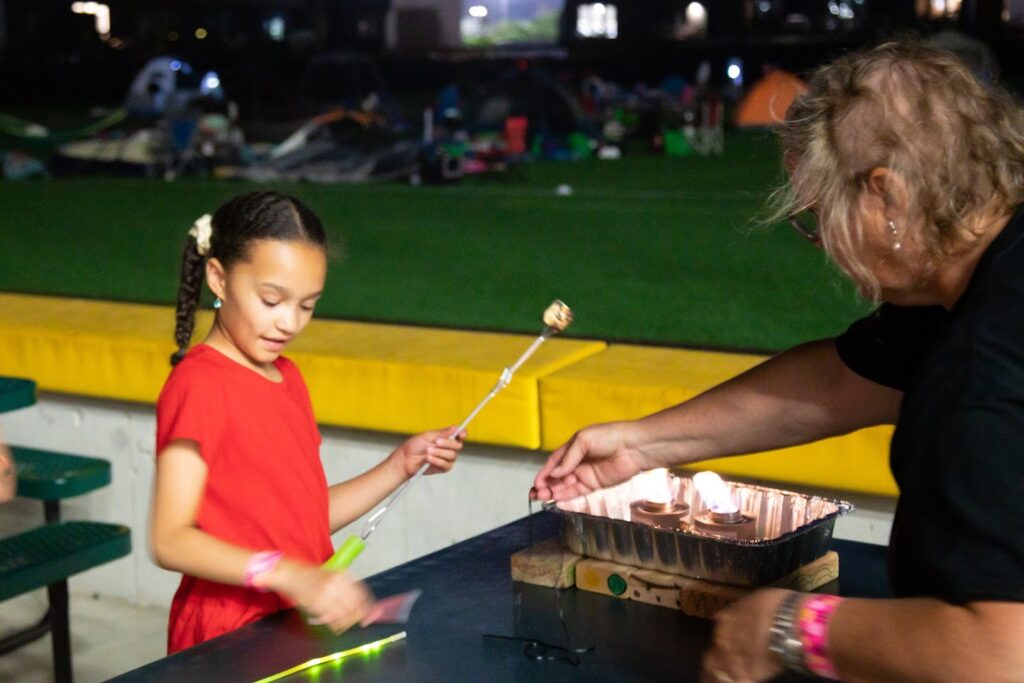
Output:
[{"xmin": 836, "ymin": 204, "xmax": 1024, "ymax": 603}]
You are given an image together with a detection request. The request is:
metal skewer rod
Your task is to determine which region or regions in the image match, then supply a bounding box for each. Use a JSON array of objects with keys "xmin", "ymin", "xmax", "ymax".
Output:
[
  {"xmin": 323, "ymin": 301, "xmax": 573, "ymax": 571},
  {"xmin": 358, "ymin": 326, "xmax": 560, "ymax": 541}
]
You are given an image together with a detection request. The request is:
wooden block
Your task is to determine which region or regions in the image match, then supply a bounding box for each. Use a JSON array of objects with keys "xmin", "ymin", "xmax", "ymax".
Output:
[
  {"xmin": 678, "ymin": 551, "xmax": 841, "ymax": 619},
  {"xmin": 769, "ymin": 551, "xmax": 839, "ymax": 592},
  {"xmin": 510, "ymin": 539, "xmax": 582, "ymax": 588},
  {"xmin": 678, "ymin": 579, "xmax": 748, "ymax": 618},
  {"xmin": 575, "ymin": 558, "xmax": 636, "ymax": 599},
  {"xmin": 628, "ymin": 568, "xmax": 686, "ymax": 609},
  {"xmin": 556, "ymin": 550, "xmax": 840, "ymax": 618}
]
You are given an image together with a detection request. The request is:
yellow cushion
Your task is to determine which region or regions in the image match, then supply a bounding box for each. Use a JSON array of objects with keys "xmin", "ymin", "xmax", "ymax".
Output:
[
  {"xmin": 0, "ymin": 292, "xmax": 898, "ymax": 493},
  {"xmin": 289, "ymin": 319, "xmax": 605, "ymax": 448},
  {"xmin": 0, "ymin": 294, "xmax": 174, "ymax": 403},
  {"xmin": 0, "ymin": 293, "xmax": 606, "ymax": 448},
  {"xmin": 539, "ymin": 344, "xmax": 897, "ymax": 496}
]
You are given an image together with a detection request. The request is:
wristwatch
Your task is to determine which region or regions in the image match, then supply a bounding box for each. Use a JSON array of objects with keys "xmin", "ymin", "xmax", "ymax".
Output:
[{"xmin": 768, "ymin": 591, "xmax": 810, "ymax": 675}]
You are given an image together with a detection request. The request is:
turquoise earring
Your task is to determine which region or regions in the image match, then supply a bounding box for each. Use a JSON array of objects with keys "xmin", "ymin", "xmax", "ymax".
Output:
[{"xmin": 213, "ymin": 297, "xmax": 222, "ymax": 309}]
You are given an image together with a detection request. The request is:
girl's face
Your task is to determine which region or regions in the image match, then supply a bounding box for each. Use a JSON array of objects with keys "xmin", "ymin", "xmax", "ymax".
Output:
[{"xmin": 206, "ymin": 239, "xmax": 327, "ymax": 370}]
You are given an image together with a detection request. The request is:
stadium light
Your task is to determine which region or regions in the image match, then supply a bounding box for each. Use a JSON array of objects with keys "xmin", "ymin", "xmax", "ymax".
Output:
[
  {"xmin": 70, "ymin": 2, "xmax": 111, "ymax": 38},
  {"xmin": 686, "ymin": 2, "xmax": 708, "ymax": 28}
]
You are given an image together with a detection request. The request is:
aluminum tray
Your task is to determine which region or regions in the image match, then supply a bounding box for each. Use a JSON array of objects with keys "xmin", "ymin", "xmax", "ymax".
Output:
[{"xmin": 545, "ymin": 472, "xmax": 853, "ymax": 586}]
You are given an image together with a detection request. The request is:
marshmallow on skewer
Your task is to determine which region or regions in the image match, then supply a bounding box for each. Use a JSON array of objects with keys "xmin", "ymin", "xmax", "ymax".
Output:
[{"xmin": 542, "ymin": 300, "xmax": 573, "ymax": 333}]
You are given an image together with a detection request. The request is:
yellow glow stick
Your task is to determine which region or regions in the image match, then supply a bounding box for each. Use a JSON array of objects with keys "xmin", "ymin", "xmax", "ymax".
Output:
[{"xmin": 252, "ymin": 631, "xmax": 407, "ymax": 683}]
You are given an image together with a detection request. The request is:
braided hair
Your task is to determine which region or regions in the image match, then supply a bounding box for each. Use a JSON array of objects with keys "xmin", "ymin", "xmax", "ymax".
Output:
[{"xmin": 170, "ymin": 191, "xmax": 327, "ymax": 366}]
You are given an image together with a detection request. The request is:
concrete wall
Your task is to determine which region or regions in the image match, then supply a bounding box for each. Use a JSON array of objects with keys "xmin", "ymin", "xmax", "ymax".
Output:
[{"xmin": 1, "ymin": 394, "xmax": 894, "ymax": 608}]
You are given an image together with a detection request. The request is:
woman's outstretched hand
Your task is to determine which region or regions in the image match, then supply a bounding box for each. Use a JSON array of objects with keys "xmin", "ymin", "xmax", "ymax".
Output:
[
  {"xmin": 531, "ymin": 421, "xmax": 647, "ymax": 501},
  {"xmin": 701, "ymin": 588, "xmax": 790, "ymax": 683}
]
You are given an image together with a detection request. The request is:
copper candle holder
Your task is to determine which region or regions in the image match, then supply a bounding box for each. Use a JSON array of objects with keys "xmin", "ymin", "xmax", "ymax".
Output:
[
  {"xmin": 693, "ymin": 509, "xmax": 757, "ymax": 541},
  {"xmin": 630, "ymin": 499, "xmax": 691, "ymax": 530}
]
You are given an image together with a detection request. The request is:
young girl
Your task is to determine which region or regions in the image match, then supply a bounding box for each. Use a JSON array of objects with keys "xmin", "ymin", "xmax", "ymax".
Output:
[{"xmin": 151, "ymin": 191, "xmax": 464, "ymax": 653}]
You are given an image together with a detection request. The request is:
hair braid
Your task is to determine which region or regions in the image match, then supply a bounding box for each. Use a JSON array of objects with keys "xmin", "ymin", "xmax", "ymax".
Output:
[{"xmin": 170, "ymin": 236, "xmax": 205, "ymax": 366}]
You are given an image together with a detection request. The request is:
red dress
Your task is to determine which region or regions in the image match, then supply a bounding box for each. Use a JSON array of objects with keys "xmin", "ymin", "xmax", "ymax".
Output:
[{"xmin": 156, "ymin": 344, "xmax": 334, "ymax": 653}]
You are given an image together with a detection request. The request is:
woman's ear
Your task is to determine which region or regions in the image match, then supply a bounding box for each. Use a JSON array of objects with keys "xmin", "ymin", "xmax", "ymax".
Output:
[
  {"xmin": 865, "ymin": 167, "xmax": 909, "ymax": 216},
  {"xmin": 205, "ymin": 258, "xmax": 227, "ymax": 300}
]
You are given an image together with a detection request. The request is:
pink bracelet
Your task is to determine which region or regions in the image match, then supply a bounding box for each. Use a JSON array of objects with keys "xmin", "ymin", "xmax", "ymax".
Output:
[
  {"xmin": 244, "ymin": 550, "xmax": 283, "ymax": 592},
  {"xmin": 797, "ymin": 594, "xmax": 844, "ymax": 679}
]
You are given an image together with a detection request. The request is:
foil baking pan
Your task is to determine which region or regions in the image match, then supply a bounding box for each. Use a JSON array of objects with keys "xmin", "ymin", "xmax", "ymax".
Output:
[{"xmin": 544, "ymin": 472, "xmax": 853, "ymax": 586}]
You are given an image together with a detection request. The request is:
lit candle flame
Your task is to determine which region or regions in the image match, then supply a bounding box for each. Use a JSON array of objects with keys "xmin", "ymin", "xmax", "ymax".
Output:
[
  {"xmin": 638, "ymin": 468, "xmax": 673, "ymax": 505},
  {"xmin": 693, "ymin": 471, "xmax": 738, "ymax": 514}
]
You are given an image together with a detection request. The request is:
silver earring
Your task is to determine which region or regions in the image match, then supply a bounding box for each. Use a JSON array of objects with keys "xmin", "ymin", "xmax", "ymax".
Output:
[
  {"xmin": 213, "ymin": 297, "xmax": 222, "ymax": 309},
  {"xmin": 888, "ymin": 220, "xmax": 902, "ymax": 251}
]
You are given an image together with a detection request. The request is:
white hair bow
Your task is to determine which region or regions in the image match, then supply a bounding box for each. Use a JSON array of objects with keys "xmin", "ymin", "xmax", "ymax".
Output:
[{"xmin": 188, "ymin": 214, "xmax": 213, "ymax": 256}]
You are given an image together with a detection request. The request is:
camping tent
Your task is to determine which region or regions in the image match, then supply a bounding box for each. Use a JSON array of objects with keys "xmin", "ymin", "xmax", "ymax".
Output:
[
  {"xmin": 125, "ymin": 57, "xmax": 223, "ymax": 119},
  {"xmin": 734, "ymin": 69, "xmax": 807, "ymax": 128}
]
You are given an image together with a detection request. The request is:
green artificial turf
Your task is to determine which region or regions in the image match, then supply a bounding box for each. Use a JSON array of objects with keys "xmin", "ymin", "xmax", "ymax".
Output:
[{"xmin": 0, "ymin": 131, "xmax": 871, "ymax": 352}]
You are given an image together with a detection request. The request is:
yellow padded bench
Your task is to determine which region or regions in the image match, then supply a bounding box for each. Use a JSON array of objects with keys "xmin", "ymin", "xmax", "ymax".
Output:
[
  {"xmin": 0, "ymin": 293, "xmax": 605, "ymax": 448},
  {"xmin": 0, "ymin": 293, "xmax": 896, "ymax": 494},
  {"xmin": 539, "ymin": 344, "xmax": 897, "ymax": 496}
]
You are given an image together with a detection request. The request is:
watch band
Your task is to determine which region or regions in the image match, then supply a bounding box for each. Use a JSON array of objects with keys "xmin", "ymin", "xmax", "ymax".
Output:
[{"xmin": 768, "ymin": 591, "xmax": 810, "ymax": 675}]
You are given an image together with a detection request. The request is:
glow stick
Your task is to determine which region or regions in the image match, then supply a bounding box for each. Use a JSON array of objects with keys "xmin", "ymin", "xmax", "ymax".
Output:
[{"xmin": 252, "ymin": 631, "xmax": 407, "ymax": 683}]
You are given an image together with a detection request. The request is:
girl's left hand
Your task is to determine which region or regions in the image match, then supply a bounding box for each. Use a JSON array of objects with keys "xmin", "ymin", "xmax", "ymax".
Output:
[
  {"xmin": 392, "ymin": 426, "xmax": 466, "ymax": 478},
  {"xmin": 701, "ymin": 588, "xmax": 790, "ymax": 683}
]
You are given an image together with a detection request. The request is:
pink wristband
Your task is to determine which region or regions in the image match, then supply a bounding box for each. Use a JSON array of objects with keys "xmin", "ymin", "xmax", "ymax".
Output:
[
  {"xmin": 244, "ymin": 550, "xmax": 283, "ymax": 592},
  {"xmin": 797, "ymin": 594, "xmax": 843, "ymax": 679}
]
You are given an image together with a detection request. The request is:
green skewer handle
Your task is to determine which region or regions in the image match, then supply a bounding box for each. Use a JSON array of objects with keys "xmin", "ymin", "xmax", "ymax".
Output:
[{"xmin": 323, "ymin": 534, "xmax": 366, "ymax": 571}]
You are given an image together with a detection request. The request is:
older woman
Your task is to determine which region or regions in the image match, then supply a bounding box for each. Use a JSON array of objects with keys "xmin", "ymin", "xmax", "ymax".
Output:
[{"xmin": 532, "ymin": 41, "xmax": 1024, "ymax": 683}]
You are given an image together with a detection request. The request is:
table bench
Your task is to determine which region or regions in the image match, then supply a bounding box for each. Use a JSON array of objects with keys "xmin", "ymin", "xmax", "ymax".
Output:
[
  {"xmin": 1, "ymin": 377, "xmax": 132, "ymax": 683},
  {"xmin": 0, "ymin": 522, "xmax": 131, "ymax": 673}
]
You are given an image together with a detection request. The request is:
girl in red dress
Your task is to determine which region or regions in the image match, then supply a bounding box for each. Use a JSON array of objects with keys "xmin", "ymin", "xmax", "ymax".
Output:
[{"xmin": 151, "ymin": 191, "xmax": 464, "ymax": 653}]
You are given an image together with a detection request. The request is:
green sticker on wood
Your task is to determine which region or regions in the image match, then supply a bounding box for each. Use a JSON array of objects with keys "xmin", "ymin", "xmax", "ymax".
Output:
[{"xmin": 607, "ymin": 573, "xmax": 627, "ymax": 596}]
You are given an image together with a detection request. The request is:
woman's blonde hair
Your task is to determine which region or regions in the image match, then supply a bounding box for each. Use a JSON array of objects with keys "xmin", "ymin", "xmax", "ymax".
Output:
[{"xmin": 771, "ymin": 40, "xmax": 1024, "ymax": 297}]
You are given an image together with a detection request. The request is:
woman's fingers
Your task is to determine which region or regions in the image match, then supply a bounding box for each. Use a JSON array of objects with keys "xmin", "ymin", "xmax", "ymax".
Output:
[
  {"xmin": 699, "ymin": 589, "xmax": 788, "ymax": 683},
  {"xmin": 532, "ymin": 447, "xmax": 587, "ymax": 501},
  {"xmin": 533, "ymin": 443, "xmax": 571, "ymax": 495},
  {"xmin": 549, "ymin": 435, "xmax": 588, "ymax": 478},
  {"xmin": 547, "ymin": 473, "xmax": 594, "ymax": 501}
]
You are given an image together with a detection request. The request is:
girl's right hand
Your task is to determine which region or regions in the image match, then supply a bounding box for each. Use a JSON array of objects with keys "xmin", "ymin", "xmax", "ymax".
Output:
[
  {"xmin": 268, "ymin": 560, "xmax": 374, "ymax": 633},
  {"xmin": 531, "ymin": 421, "xmax": 647, "ymax": 502}
]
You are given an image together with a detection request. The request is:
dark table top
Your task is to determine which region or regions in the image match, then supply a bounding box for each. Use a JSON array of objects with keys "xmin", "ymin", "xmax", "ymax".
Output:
[{"xmin": 111, "ymin": 512, "xmax": 889, "ymax": 683}]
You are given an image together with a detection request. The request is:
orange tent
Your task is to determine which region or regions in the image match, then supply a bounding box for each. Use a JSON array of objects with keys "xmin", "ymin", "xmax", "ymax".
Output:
[{"xmin": 734, "ymin": 70, "xmax": 807, "ymax": 127}]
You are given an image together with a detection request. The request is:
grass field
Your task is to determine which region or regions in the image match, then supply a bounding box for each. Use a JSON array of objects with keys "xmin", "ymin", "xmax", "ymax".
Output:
[{"xmin": 0, "ymin": 131, "xmax": 871, "ymax": 352}]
